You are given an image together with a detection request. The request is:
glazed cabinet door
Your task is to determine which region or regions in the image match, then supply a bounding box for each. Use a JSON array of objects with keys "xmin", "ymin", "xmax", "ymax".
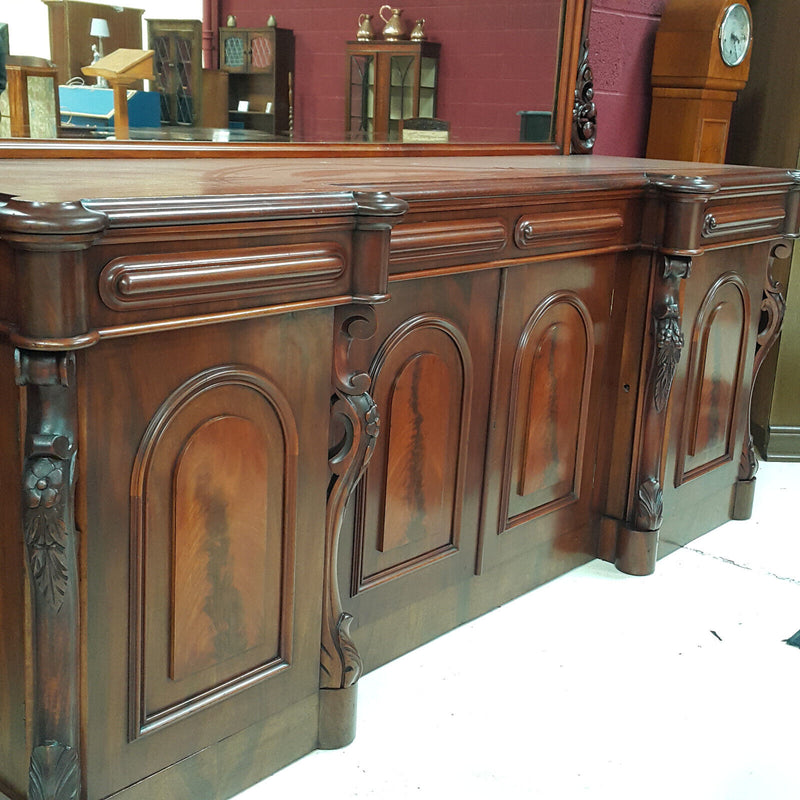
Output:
[
  {"xmin": 339, "ymin": 271, "xmax": 500, "ymax": 670},
  {"xmin": 148, "ymin": 19, "xmax": 203, "ymax": 125},
  {"xmin": 78, "ymin": 313, "xmax": 331, "ymax": 799},
  {"xmin": 479, "ymin": 255, "xmax": 618, "ymax": 578}
]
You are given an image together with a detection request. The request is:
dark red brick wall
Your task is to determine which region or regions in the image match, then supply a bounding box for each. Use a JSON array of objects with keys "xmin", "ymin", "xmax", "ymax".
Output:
[
  {"xmin": 218, "ymin": 1, "xmax": 665, "ymax": 153},
  {"xmin": 588, "ymin": 0, "xmax": 667, "ymax": 156},
  {"xmin": 219, "ymin": 1, "xmax": 562, "ymax": 142}
]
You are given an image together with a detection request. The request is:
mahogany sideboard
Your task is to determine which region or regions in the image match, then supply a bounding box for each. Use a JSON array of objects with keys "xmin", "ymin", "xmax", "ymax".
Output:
[{"xmin": 0, "ymin": 155, "xmax": 796, "ymax": 800}]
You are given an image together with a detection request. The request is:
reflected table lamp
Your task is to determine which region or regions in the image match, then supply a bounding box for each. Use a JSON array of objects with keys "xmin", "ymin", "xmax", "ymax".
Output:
[{"xmin": 90, "ymin": 18, "xmax": 110, "ymax": 87}]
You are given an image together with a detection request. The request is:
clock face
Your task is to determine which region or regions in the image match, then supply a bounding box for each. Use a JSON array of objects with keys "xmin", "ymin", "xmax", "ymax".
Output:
[{"xmin": 719, "ymin": 4, "xmax": 752, "ymax": 67}]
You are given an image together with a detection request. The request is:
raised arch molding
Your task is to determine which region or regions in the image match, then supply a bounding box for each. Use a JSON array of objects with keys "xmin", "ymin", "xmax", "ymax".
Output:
[
  {"xmin": 676, "ymin": 271, "xmax": 750, "ymax": 485},
  {"xmin": 129, "ymin": 365, "xmax": 298, "ymax": 739},
  {"xmin": 352, "ymin": 314, "xmax": 473, "ymax": 594},
  {"xmin": 502, "ymin": 291, "xmax": 595, "ymax": 529}
]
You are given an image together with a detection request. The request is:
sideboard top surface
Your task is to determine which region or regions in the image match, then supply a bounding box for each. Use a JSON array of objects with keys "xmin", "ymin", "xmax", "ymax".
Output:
[{"xmin": 0, "ymin": 155, "xmax": 795, "ymax": 206}]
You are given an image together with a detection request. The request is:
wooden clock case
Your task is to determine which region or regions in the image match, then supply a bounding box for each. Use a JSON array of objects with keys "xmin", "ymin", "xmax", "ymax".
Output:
[{"xmin": 647, "ymin": 0, "xmax": 753, "ymax": 162}]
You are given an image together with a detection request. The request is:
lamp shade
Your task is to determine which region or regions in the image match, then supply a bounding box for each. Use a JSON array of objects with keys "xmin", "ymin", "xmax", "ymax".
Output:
[{"xmin": 90, "ymin": 18, "xmax": 110, "ymax": 38}]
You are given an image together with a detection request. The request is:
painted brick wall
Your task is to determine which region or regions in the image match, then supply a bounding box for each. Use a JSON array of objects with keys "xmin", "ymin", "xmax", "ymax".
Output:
[
  {"xmin": 219, "ymin": 1, "xmax": 562, "ymax": 142},
  {"xmin": 589, "ymin": 0, "xmax": 668, "ymax": 156}
]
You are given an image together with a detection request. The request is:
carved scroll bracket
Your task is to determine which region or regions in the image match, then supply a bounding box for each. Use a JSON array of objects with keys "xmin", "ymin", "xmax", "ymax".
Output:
[
  {"xmin": 616, "ymin": 254, "xmax": 691, "ymax": 576},
  {"xmin": 734, "ymin": 242, "xmax": 789, "ymax": 518},
  {"xmin": 571, "ymin": 37, "xmax": 596, "ymax": 153},
  {"xmin": 320, "ymin": 305, "xmax": 381, "ymax": 749},
  {"xmin": 332, "ymin": 304, "xmax": 377, "ymax": 396},
  {"xmin": 16, "ymin": 350, "xmax": 81, "ymax": 800}
]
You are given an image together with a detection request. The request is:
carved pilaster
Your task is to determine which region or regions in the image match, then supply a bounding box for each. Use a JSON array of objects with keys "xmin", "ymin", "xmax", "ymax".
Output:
[
  {"xmin": 16, "ymin": 351, "xmax": 81, "ymax": 800},
  {"xmin": 319, "ymin": 305, "xmax": 380, "ymax": 749},
  {"xmin": 733, "ymin": 242, "xmax": 789, "ymax": 519},
  {"xmin": 571, "ymin": 37, "xmax": 596, "ymax": 153},
  {"xmin": 616, "ymin": 254, "xmax": 690, "ymax": 576}
]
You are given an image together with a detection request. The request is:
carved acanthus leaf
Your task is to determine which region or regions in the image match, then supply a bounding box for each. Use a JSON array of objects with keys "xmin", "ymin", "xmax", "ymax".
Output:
[
  {"xmin": 323, "ymin": 612, "xmax": 363, "ymax": 689},
  {"xmin": 635, "ymin": 478, "xmax": 664, "ymax": 532},
  {"xmin": 653, "ymin": 299, "xmax": 684, "ymax": 413},
  {"xmin": 29, "ymin": 742, "xmax": 80, "ymax": 800},
  {"xmin": 739, "ymin": 433, "xmax": 759, "ymax": 483}
]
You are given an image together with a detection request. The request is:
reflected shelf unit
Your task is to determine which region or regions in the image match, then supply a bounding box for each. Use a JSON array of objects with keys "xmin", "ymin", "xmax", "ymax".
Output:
[{"xmin": 219, "ymin": 27, "xmax": 295, "ymax": 137}]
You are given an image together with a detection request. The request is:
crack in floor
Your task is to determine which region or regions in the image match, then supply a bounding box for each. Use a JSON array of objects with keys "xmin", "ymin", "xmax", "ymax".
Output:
[{"xmin": 679, "ymin": 544, "xmax": 800, "ymax": 587}]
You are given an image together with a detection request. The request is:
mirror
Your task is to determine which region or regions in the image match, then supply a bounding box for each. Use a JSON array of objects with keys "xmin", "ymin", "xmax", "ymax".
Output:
[{"xmin": 0, "ymin": 0, "xmax": 591, "ymax": 155}]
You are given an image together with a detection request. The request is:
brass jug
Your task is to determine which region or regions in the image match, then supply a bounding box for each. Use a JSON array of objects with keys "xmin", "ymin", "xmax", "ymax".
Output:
[
  {"xmin": 379, "ymin": 5, "xmax": 406, "ymax": 41},
  {"xmin": 410, "ymin": 18, "xmax": 426, "ymax": 41},
  {"xmin": 357, "ymin": 13, "xmax": 374, "ymax": 41}
]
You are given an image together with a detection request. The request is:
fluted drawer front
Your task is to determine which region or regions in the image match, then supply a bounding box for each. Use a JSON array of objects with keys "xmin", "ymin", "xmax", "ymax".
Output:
[
  {"xmin": 99, "ymin": 243, "xmax": 347, "ymax": 310},
  {"xmin": 390, "ymin": 218, "xmax": 508, "ymax": 269},
  {"xmin": 702, "ymin": 201, "xmax": 787, "ymax": 242},
  {"xmin": 515, "ymin": 209, "xmax": 624, "ymax": 252}
]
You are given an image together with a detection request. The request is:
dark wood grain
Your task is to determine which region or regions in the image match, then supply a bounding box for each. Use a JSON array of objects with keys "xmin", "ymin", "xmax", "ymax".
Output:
[{"xmin": 1, "ymin": 155, "xmax": 799, "ymax": 800}]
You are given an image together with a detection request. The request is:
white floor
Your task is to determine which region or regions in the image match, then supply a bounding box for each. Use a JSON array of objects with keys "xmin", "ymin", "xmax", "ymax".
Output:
[{"xmin": 237, "ymin": 460, "xmax": 800, "ymax": 800}]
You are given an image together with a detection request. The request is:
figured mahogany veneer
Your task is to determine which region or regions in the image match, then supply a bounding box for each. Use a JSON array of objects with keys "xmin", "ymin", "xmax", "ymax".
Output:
[{"xmin": 0, "ymin": 156, "xmax": 797, "ymax": 800}]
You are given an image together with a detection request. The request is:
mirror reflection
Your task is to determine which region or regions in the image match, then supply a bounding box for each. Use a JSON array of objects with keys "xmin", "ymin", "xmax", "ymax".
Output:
[{"xmin": 0, "ymin": 0, "xmax": 568, "ymax": 145}]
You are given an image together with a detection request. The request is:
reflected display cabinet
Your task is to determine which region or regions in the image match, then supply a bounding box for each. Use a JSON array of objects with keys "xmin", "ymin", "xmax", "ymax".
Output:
[
  {"xmin": 147, "ymin": 19, "xmax": 203, "ymax": 126},
  {"xmin": 345, "ymin": 40, "xmax": 440, "ymax": 141},
  {"xmin": 219, "ymin": 27, "xmax": 295, "ymax": 136}
]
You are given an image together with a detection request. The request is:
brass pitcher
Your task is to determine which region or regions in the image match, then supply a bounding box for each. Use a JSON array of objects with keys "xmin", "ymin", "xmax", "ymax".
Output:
[
  {"xmin": 357, "ymin": 13, "xmax": 374, "ymax": 41},
  {"xmin": 379, "ymin": 5, "xmax": 406, "ymax": 41},
  {"xmin": 410, "ymin": 18, "xmax": 426, "ymax": 41}
]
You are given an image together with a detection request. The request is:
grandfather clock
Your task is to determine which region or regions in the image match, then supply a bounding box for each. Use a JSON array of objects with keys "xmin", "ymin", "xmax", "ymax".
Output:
[{"xmin": 646, "ymin": 0, "xmax": 752, "ymax": 162}]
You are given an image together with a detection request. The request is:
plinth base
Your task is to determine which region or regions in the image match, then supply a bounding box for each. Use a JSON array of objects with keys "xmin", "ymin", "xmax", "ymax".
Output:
[
  {"xmin": 615, "ymin": 526, "xmax": 659, "ymax": 576},
  {"xmin": 732, "ymin": 477, "xmax": 756, "ymax": 520},
  {"xmin": 318, "ymin": 685, "xmax": 358, "ymax": 750}
]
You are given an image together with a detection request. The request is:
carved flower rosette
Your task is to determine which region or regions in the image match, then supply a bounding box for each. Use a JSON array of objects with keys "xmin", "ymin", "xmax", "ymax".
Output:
[{"xmin": 23, "ymin": 456, "xmax": 70, "ymax": 610}]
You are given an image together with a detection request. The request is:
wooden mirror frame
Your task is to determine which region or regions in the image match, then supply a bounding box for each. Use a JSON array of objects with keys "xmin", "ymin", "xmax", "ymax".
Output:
[{"xmin": 0, "ymin": 0, "xmax": 594, "ymax": 159}]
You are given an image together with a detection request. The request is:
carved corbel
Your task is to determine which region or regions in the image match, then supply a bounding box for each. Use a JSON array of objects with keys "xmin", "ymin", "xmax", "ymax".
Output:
[
  {"xmin": 16, "ymin": 351, "xmax": 81, "ymax": 800},
  {"xmin": 733, "ymin": 242, "xmax": 789, "ymax": 519},
  {"xmin": 319, "ymin": 304, "xmax": 380, "ymax": 749},
  {"xmin": 616, "ymin": 254, "xmax": 690, "ymax": 575}
]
